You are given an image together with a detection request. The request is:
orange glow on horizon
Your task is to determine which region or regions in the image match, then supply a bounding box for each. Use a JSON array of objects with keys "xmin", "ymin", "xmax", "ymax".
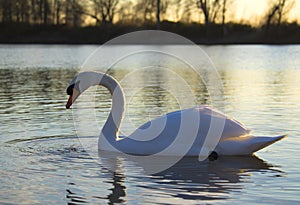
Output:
[
  {"xmin": 85, "ymin": 0, "xmax": 300, "ymax": 26},
  {"xmin": 165, "ymin": 0, "xmax": 300, "ymax": 25}
]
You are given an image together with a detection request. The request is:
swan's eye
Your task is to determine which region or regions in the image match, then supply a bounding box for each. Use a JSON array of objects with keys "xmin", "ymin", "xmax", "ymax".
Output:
[{"xmin": 66, "ymin": 84, "xmax": 75, "ymax": 95}]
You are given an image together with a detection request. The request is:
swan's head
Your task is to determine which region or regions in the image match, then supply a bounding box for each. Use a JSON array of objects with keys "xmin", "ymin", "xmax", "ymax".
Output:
[
  {"xmin": 66, "ymin": 72, "xmax": 103, "ymax": 109},
  {"xmin": 66, "ymin": 79, "xmax": 79, "ymax": 109}
]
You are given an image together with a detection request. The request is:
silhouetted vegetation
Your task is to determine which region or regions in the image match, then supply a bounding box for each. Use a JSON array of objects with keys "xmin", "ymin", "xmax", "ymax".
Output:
[{"xmin": 0, "ymin": 0, "xmax": 299, "ymax": 44}]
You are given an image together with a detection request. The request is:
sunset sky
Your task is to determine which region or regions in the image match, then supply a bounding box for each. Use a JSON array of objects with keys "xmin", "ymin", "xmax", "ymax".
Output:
[
  {"xmin": 234, "ymin": 0, "xmax": 300, "ymax": 24},
  {"xmin": 165, "ymin": 0, "xmax": 300, "ymax": 25}
]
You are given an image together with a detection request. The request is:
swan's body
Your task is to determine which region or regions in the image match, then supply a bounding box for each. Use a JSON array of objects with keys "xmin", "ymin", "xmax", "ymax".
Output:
[{"xmin": 66, "ymin": 71, "xmax": 286, "ymax": 157}]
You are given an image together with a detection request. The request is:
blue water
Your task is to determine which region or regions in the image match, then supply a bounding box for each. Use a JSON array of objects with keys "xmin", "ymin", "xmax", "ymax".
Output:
[{"xmin": 0, "ymin": 45, "xmax": 299, "ymax": 204}]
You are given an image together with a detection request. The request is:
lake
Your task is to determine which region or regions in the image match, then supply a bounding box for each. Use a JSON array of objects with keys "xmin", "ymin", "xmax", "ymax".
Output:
[{"xmin": 0, "ymin": 44, "xmax": 299, "ymax": 204}]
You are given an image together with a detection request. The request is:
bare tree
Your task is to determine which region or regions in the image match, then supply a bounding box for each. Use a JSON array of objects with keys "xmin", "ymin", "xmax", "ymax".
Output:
[
  {"xmin": 197, "ymin": 0, "xmax": 221, "ymax": 27},
  {"xmin": 178, "ymin": 0, "xmax": 197, "ymax": 23},
  {"xmin": 135, "ymin": 0, "xmax": 156, "ymax": 23},
  {"xmin": 53, "ymin": 0, "xmax": 62, "ymax": 25},
  {"xmin": 31, "ymin": 0, "xmax": 38, "ymax": 24},
  {"xmin": 63, "ymin": 0, "xmax": 85, "ymax": 26},
  {"xmin": 65, "ymin": 0, "xmax": 74, "ymax": 25},
  {"xmin": 0, "ymin": 0, "xmax": 83, "ymax": 25},
  {"xmin": 42, "ymin": 0, "xmax": 50, "ymax": 24},
  {"xmin": 133, "ymin": 0, "xmax": 167, "ymax": 25},
  {"xmin": 264, "ymin": 0, "xmax": 295, "ymax": 30},
  {"xmin": 1, "ymin": 0, "xmax": 13, "ymax": 22},
  {"xmin": 221, "ymin": 0, "xmax": 226, "ymax": 25},
  {"xmin": 18, "ymin": 0, "xmax": 29, "ymax": 23},
  {"xmin": 117, "ymin": 0, "xmax": 135, "ymax": 24},
  {"xmin": 156, "ymin": 0, "xmax": 160, "ymax": 29},
  {"xmin": 91, "ymin": 0, "xmax": 119, "ymax": 24},
  {"xmin": 221, "ymin": 0, "xmax": 233, "ymax": 36}
]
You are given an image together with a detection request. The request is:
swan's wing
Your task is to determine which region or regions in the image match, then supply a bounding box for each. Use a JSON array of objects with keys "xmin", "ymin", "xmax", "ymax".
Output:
[
  {"xmin": 127, "ymin": 109, "xmax": 182, "ymax": 142},
  {"xmin": 128, "ymin": 106, "xmax": 250, "ymax": 142},
  {"xmin": 114, "ymin": 109, "xmax": 184, "ymax": 155},
  {"xmin": 197, "ymin": 106, "xmax": 251, "ymax": 140}
]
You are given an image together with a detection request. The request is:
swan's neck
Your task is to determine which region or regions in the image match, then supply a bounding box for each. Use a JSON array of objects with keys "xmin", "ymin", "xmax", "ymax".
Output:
[{"xmin": 100, "ymin": 74, "xmax": 125, "ymax": 141}]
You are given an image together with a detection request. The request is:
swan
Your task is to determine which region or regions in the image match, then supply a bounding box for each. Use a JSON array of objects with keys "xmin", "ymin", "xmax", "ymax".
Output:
[{"xmin": 65, "ymin": 71, "xmax": 286, "ymax": 158}]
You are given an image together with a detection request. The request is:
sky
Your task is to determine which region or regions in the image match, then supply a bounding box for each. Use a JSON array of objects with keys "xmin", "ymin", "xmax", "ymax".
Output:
[
  {"xmin": 89, "ymin": 0, "xmax": 300, "ymax": 26},
  {"xmin": 165, "ymin": 0, "xmax": 300, "ymax": 25},
  {"xmin": 234, "ymin": 0, "xmax": 300, "ymax": 24}
]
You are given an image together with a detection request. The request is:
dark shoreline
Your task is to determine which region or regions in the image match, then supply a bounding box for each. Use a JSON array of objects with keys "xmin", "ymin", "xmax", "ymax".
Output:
[{"xmin": 1, "ymin": 22, "xmax": 300, "ymax": 45}]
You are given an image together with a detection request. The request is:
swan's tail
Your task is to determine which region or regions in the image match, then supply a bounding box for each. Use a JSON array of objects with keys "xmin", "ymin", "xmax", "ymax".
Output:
[
  {"xmin": 248, "ymin": 135, "xmax": 287, "ymax": 153},
  {"xmin": 216, "ymin": 134, "xmax": 287, "ymax": 155}
]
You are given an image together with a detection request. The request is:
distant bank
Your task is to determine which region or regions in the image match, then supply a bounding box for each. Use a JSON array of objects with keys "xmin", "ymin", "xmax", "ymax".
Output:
[{"xmin": 1, "ymin": 22, "xmax": 300, "ymax": 45}]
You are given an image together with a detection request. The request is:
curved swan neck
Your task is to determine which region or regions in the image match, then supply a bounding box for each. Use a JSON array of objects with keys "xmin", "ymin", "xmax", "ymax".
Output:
[{"xmin": 99, "ymin": 73, "xmax": 125, "ymax": 140}]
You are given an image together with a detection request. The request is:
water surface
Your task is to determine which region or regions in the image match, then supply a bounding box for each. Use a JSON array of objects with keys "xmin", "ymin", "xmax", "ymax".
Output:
[{"xmin": 0, "ymin": 45, "xmax": 299, "ymax": 204}]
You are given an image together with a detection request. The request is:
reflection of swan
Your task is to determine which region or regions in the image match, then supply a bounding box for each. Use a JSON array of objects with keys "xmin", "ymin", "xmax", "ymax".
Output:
[
  {"xmin": 97, "ymin": 152, "xmax": 283, "ymax": 203},
  {"xmin": 150, "ymin": 155, "xmax": 282, "ymax": 201},
  {"xmin": 66, "ymin": 71, "xmax": 286, "ymax": 157}
]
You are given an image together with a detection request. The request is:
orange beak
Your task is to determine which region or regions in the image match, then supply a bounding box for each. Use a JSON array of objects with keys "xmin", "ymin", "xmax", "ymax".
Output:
[{"xmin": 66, "ymin": 89, "xmax": 80, "ymax": 109}]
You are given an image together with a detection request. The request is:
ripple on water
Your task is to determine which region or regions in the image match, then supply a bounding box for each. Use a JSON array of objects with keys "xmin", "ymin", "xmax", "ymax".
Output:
[{"xmin": 1, "ymin": 45, "xmax": 300, "ymax": 204}]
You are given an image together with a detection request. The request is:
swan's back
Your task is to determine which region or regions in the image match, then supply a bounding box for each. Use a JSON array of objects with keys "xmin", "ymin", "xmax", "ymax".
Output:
[{"xmin": 129, "ymin": 106, "xmax": 250, "ymax": 141}]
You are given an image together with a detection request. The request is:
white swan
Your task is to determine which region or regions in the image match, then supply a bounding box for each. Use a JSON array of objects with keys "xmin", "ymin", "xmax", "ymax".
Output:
[{"xmin": 66, "ymin": 71, "xmax": 286, "ymax": 158}]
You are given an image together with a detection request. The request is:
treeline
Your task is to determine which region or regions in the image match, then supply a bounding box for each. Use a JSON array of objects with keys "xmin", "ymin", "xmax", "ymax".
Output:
[
  {"xmin": 0, "ymin": 0, "xmax": 168, "ymax": 27},
  {"xmin": 0, "ymin": 0, "xmax": 300, "ymax": 44},
  {"xmin": 1, "ymin": 0, "xmax": 87, "ymax": 26}
]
